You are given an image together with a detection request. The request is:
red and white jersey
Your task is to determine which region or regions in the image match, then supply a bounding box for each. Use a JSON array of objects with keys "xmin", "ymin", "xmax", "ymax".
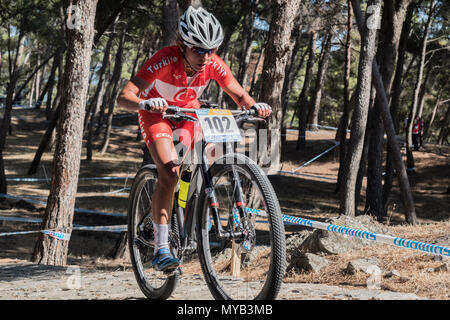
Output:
[{"xmin": 136, "ymin": 46, "xmax": 235, "ymax": 109}]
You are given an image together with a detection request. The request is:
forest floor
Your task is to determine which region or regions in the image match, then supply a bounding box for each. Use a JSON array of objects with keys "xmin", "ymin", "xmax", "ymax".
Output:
[{"xmin": 0, "ymin": 107, "xmax": 449, "ymax": 300}]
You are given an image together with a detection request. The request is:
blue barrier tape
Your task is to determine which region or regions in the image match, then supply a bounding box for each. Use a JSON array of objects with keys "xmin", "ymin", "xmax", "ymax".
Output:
[
  {"xmin": 244, "ymin": 208, "xmax": 450, "ymax": 258},
  {"xmin": 0, "ymin": 193, "xmax": 126, "ymax": 217},
  {"xmin": 7, "ymin": 176, "xmax": 133, "ymax": 182},
  {"xmin": 41, "ymin": 230, "xmax": 71, "ymax": 241},
  {"xmin": 292, "ymin": 142, "xmax": 340, "ymax": 172},
  {"xmin": 113, "ymin": 113, "xmax": 136, "ymax": 119},
  {"xmin": 73, "ymin": 225, "xmax": 126, "ymax": 232},
  {"xmin": 0, "ymin": 216, "xmax": 42, "ymax": 223},
  {"xmin": 0, "ymin": 215, "xmax": 127, "ymax": 237},
  {"xmin": 274, "ymin": 170, "xmax": 337, "ymax": 181},
  {"xmin": 0, "ymin": 230, "xmax": 42, "ymax": 237},
  {"xmin": 73, "ymin": 208, "xmax": 125, "ymax": 217}
]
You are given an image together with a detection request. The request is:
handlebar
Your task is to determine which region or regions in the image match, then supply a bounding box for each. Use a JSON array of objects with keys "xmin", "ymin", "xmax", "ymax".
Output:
[
  {"xmin": 164, "ymin": 105, "xmax": 257, "ymax": 116},
  {"xmin": 144, "ymin": 105, "xmax": 262, "ymax": 123}
]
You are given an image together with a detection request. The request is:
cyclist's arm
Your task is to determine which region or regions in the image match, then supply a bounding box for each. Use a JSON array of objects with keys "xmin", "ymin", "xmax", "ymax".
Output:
[
  {"xmin": 116, "ymin": 76, "xmax": 150, "ymax": 112},
  {"xmin": 221, "ymin": 80, "xmax": 256, "ymax": 111}
]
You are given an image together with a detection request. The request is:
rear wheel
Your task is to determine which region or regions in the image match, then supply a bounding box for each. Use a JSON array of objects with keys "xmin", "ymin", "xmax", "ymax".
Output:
[
  {"xmin": 127, "ymin": 165, "xmax": 179, "ymax": 300},
  {"xmin": 196, "ymin": 154, "xmax": 286, "ymax": 300}
]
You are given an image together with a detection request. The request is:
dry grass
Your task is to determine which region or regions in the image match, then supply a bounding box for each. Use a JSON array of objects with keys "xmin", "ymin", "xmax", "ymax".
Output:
[{"xmin": 284, "ymin": 220, "xmax": 450, "ymax": 299}]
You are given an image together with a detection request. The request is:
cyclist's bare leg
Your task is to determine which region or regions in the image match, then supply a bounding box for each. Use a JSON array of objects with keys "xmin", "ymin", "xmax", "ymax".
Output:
[{"xmin": 148, "ymin": 138, "xmax": 180, "ymax": 225}]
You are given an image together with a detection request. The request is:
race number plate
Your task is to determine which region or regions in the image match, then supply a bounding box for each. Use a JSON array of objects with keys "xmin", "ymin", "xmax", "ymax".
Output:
[{"xmin": 195, "ymin": 109, "xmax": 242, "ymax": 143}]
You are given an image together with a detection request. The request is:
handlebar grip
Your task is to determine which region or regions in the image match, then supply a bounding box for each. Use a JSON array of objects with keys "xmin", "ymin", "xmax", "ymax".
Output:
[{"xmin": 248, "ymin": 107, "xmax": 257, "ymax": 116}]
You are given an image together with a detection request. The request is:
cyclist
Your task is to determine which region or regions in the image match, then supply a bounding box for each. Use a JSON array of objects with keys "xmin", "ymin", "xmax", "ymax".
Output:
[{"xmin": 117, "ymin": 6, "xmax": 271, "ymax": 272}]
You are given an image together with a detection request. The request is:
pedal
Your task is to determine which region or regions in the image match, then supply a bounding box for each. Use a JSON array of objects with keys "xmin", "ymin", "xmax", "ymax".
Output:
[{"xmin": 164, "ymin": 266, "xmax": 183, "ymax": 276}]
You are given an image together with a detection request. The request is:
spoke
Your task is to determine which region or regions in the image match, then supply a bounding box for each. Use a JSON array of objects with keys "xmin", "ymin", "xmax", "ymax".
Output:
[{"xmin": 204, "ymin": 165, "xmax": 272, "ymax": 299}]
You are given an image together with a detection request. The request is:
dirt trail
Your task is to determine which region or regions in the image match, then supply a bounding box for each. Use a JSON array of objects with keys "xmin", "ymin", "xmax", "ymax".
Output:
[{"xmin": 0, "ymin": 260, "xmax": 424, "ymax": 300}]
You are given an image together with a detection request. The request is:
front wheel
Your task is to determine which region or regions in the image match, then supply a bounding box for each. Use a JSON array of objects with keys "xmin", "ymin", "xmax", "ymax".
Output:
[
  {"xmin": 127, "ymin": 165, "xmax": 179, "ymax": 300},
  {"xmin": 196, "ymin": 154, "xmax": 286, "ymax": 300}
]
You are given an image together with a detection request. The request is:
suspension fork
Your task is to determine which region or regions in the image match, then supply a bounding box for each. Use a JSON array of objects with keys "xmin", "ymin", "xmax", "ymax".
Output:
[
  {"xmin": 200, "ymin": 143, "xmax": 243, "ymax": 240},
  {"xmin": 225, "ymin": 142, "xmax": 247, "ymax": 218}
]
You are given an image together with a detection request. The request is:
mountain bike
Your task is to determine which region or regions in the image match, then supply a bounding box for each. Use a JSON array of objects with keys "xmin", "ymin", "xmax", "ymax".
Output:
[{"xmin": 127, "ymin": 104, "xmax": 286, "ymax": 300}]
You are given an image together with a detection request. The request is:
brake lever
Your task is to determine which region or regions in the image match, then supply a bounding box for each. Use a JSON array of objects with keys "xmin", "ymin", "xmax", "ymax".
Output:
[
  {"xmin": 162, "ymin": 112, "xmax": 197, "ymax": 122},
  {"xmin": 236, "ymin": 115, "xmax": 266, "ymax": 125},
  {"xmin": 162, "ymin": 114, "xmax": 181, "ymax": 120},
  {"xmin": 182, "ymin": 113, "xmax": 198, "ymax": 122},
  {"xmin": 247, "ymin": 116, "xmax": 265, "ymax": 122}
]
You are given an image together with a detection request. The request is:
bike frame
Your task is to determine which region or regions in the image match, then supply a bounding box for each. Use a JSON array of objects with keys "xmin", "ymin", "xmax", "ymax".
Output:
[{"xmin": 174, "ymin": 140, "xmax": 248, "ymax": 256}]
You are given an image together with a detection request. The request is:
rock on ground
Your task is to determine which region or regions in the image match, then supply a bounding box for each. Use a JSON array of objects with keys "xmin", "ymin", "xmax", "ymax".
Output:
[
  {"xmin": 296, "ymin": 215, "xmax": 391, "ymax": 255},
  {"xmin": 287, "ymin": 252, "xmax": 329, "ymax": 273},
  {"xmin": 344, "ymin": 258, "xmax": 380, "ymax": 275}
]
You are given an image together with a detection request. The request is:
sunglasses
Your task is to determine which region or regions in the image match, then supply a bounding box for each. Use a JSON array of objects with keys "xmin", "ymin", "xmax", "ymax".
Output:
[{"xmin": 190, "ymin": 47, "xmax": 216, "ymax": 55}]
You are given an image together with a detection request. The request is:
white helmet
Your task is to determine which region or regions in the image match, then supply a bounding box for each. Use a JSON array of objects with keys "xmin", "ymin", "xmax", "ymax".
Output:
[{"xmin": 178, "ymin": 6, "xmax": 224, "ymax": 50}]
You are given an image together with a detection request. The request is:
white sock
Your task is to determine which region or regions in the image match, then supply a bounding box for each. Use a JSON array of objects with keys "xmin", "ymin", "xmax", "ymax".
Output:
[{"xmin": 153, "ymin": 223, "xmax": 169, "ymax": 254}]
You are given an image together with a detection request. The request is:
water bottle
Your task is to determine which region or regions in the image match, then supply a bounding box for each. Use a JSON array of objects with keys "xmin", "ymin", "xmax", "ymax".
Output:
[{"xmin": 178, "ymin": 169, "xmax": 192, "ymax": 208}]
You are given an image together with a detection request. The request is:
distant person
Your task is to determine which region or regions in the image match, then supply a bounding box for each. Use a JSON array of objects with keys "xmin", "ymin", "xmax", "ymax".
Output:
[
  {"xmin": 412, "ymin": 116, "xmax": 421, "ymax": 151},
  {"xmin": 418, "ymin": 117, "xmax": 424, "ymax": 147}
]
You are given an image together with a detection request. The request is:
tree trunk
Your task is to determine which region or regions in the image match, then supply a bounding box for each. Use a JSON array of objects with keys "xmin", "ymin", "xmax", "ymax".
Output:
[
  {"xmin": 237, "ymin": 1, "xmax": 258, "ymax": 89},
  {"xmin": 12, "ymin": 50, "xmax": 55, "ymax": 106},
  {"xmin": 179, "ymin": 0, "xmax": 202, "ymax": 11},
  {"xmin": 35, "ymin": 49, "xmax": 62, "ymax": 110},
  {"xmin": 355, "ymin": 93, "xmax": 373, "ymax": 214},
  {"xmin": 94, "ymin": 70, "xmax": 112, "ymax": 137},
  {"xmin": 108, "ymin": 231, "xmax": 130, "ymax": 261},
  {"xmin": 389, "ymin": 2, "xmax": 414, "ymax": 122},
  {"xmin": 417, "ymin": 65, "xmax": 432, "ymax": 118},
  {"xmin": 406, "ymin": 0, "xmax": 435, "ymax": 168},
  {"xmin": 35, "ymin": 54, "xmax": 41, "ymax": 104},
  {"xmin": 383, "ymin": 2, "xmax": 414, "ymax": 211},
  {"xmin": 307, "ymin": 29, "xmax": 334, "ymax": 130},
  {"xmin": 437, "ymin": 103, "xmax": 450, "ymax": 145},
  {"xmin": 401, "ymin": 52, "xmax": 417, "ymax": 88},
  {"xmin": 336, "ymin": 0, "xmax": 353, "ymax": 194},
  {"xmin": 0, "ymin": 30, "xmax": 25, "ymax": 195},
  {"xmin": 28, "ymin": 103, "xmax": 62, "ymax": 175},
  {"xmin": 100, "ymin": 23, "xmax": 127, "ymax": 154},
  {"xmin": 93, "ymin": 0, "xmax": 129, "ymax": 44},
  {"xmin": 131, "ymin": 38, "xmax": 145, "ymax": 79},
  {"xmin": 258, "ymin": 0, "xmax": 302, "ymax": 170},
  {"xmin": 86, "ymin": 30, "xmax": 114, "ymax": 160},
  {"xmin": 47, "ymin": 49, "xmax": 64, "ymax": 120},
  {"xmin": 47, "ymin": 50, "xmax": 65, "ymax": 150},
  {"xmin": 295, "ymin": 31, "xmax": 317, "ymax": 150},
  {"xmin": 281, "ymin": 30, "xmax": 307, "ymax": 144},
  {"xmin": 340, "ymin": 0, "xmax": 380, "ymax": 217},
  {"xmin": 352, "ymin": 0, "xmax": 417, "ymax": 224},
  {"xmin": 32, "ymin": 0, "xmax": 98, "ymax": 265},
  {"xmin": 424, "ymin": 89, "xmax": 447, "ymax": 140},
  {"xmin": 366, "ymin": 0, "xmax": 411, "ymax": 222},
  {"xmin": 28, "ymin": 74, "xmax": 36, "ymax": 107},
  {"xmin": 249, "ymin": 46, "xmax": 265, "ymax": 98},
  {"xmin": 162, "ymin": 0, "xmax": 179, "ymax": 47},
  {"xmin": 366, "ymin": 99, "xmax": 384, "ymax": 220}
]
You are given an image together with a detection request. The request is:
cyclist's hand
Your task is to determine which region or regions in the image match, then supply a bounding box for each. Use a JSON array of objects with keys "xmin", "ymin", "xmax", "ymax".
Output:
[
  {"xmin": 139, "ymin": 98, "xmax": 168, "ymax": 113},
  {"xmin": 251, "ymin": 102, "xmax": 272, "ymax": 118}
]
